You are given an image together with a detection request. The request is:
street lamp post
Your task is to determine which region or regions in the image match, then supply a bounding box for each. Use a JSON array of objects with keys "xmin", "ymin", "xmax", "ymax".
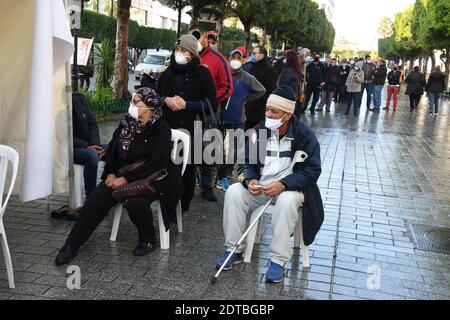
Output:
[{"xmin": 69, "ymin": 0, "xmax": 83, "ymax": 93}]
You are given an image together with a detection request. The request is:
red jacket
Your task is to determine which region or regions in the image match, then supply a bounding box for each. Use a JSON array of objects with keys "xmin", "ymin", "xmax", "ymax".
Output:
[{"xmin": 200, "ymin": 46, "xmax": 233, "ymax": 104}]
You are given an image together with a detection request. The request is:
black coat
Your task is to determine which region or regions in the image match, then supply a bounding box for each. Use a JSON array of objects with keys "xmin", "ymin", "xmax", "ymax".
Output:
[
  {"xmin": 245, "ymin": 59, "xmax": 277, "ymax": 123},
  {"xmin": 306, "ymin": 62, "xmax": 326, "ymax": 87},
  {"xmin": 405, "ymin": 71, "xmax": 426, "ymax": 95},
  {"xmin": 102, "ymin": 119, "xmax": 184, "ymax": 230},
  {"xmin": 323, "ymin": 65, "xmax": 340, "ymax": 92},
  {"xmin": 278, "ymin": 66, "xmax": 300, "ymax": 97},
  {"xmin": 387, "ymin": 70, "xmax": 401, "ymax": 85},
  {"xmin": 157, "ymin": 57, "xmax": 218, "ymax": 136},
  {"xmin": 425, "ymin": 72, "xmax": 446, "ymax": 93},
  {"xmin": 72, "ymin": 93, "xmax": 100, "ymax": 148},
  {"xmin": 337, "ymin": 65, "xmax": 351, "ymax": 87},
  {"xmin": 372, "ymin": 64, "xmax": 387, "ymax": 85}
]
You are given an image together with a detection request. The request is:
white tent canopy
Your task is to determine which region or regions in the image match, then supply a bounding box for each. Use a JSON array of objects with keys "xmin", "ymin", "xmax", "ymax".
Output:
[{"xmin": 0, "ymin": 0, "xmax": 74, "ymax": 202}]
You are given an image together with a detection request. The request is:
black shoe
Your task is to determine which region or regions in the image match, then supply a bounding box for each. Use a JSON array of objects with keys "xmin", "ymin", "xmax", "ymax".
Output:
[
  {"xmin": 200, "ymin": 187, "xmax": 218, "ymax": 202},
  {"xmin": 132, "ymin": 242, "xmax": 156, "ymax": 256},
  {"xmin": 435, "ymin": 109, "xmax": 438, "ymax": 114},
  {"xmin": 55, "ymin": 244, "xmax": 79, "ymax": 266},
  {"xmin": 65, "ymin": 208, "xmax": 81, "ymax": 221},
  {"xmin": 344, "ymin": 112, "xmax": 349, "ymax": 115},
  {"xmin": 325, "ymin": 108, "xmax": 330, "ymax": 112},
  {"xmin": 316, "ymin": 107, "xmax": 323, "ymax": 112},
  {"xmin": 50, "ymin": 205, "xmax": 70, "ymax": 219},
  {"xmin": 383, "ymin": 107, "xmax": 389, "ymax": 111},
  {"xmin": 428, "ymin": 111, "xmax": 433, "ymax": 114},
  {"xmin": 368, "ymin": 108, "xmax": 374, "ymax": 111}
]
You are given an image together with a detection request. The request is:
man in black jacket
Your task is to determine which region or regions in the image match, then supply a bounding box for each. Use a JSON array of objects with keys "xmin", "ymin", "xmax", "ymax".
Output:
[
  {"xmin": 304, "ymin": 53, "xmax": 326, "ymax": 114},
  {"xmin": 72, "ymin": 93, "xmax": 106, "ymax": 198},
  {"xmin": 336, "ymin": 58, "xmax": 350, "ymax": 103},
  {"xmin": 244, "ymin": 46, "xmax": 277, "ymax": 130},
  {"xmin": 370, "ymin": 58, "xmax": 387, "ymax": 112}
]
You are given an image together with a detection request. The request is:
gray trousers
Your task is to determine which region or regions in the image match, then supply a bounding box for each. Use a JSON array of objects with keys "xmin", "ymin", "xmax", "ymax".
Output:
[{"xmin": 223, "ymin": 183, "xmax": 304, "ymax": 266}]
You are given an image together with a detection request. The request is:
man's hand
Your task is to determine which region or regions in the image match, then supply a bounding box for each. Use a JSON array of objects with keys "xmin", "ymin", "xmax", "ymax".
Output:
[
  {"xmin": 87, "ymin": 145, "xmax": 104, "ymax": 159},
  {"xmin": 262, "ymin": 181, "xmax": 285, "ymax": 197},
  {"xmin": 111, "ymin": 177, "xmax": 128, "ymax": 189},
  {"xmin": 247, "ymin": 179, "xmax": 263, "ymax": 196},
  {"xmin": 105, "ymin": 174, "xmax": 117, "ymax": 188}
]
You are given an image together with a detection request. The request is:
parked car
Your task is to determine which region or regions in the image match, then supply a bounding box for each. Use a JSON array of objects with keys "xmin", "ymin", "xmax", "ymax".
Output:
[{"xmin": 135, "ymin": 49, "xmax": 171, "ymax": 81}]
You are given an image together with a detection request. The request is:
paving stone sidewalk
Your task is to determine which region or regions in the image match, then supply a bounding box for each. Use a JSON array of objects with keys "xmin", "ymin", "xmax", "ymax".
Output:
[{"xmin": 1, "ymin": 89, "xmax": 449, "ymax": 300}]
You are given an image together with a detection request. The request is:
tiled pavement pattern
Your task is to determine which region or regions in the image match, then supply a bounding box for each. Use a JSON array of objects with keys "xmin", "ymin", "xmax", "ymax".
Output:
[{"xmin": 1, "ymin": 89, "xmax": 449, "ymax": 300}]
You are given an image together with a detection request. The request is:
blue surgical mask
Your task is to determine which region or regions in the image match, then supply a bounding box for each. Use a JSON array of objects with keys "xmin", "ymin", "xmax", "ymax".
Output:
[
  {"xmin": 250, "ymin": 55, "xmax": 257, "ymax": 63},
  {"xmin": 211, "ymin": 45, "xmax": 218, "ymax": 51}
]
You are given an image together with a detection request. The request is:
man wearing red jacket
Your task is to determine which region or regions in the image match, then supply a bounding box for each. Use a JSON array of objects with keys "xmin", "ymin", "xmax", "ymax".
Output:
[{"xmin": 196, "ymin": 29, "xmax": 234, "ymax": 202}]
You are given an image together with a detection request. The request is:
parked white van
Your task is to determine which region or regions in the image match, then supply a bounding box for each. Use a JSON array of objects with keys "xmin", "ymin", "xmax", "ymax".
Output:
[{"xmin": 135, "ymin": 49, "xmax": 172, "ymax": 80}]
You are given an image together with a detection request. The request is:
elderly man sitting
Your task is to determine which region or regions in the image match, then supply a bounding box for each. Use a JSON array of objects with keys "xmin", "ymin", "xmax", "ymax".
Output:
[{"xmin": 215, "ymin": 85, "xmax": 324, "ymax": 283}]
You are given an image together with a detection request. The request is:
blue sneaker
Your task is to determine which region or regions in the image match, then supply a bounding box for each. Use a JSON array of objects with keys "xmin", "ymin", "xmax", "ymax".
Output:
[
  {"xmin": 216, "ymin": 178, "xmax": 230, "ymax": 191},
  {"xmin": 215, "ymin": 251, "xmax": 243, "ymax": 270},
  {"xmin": 265, "ymin": 261, "xmax": 284, "ymax": 283}
]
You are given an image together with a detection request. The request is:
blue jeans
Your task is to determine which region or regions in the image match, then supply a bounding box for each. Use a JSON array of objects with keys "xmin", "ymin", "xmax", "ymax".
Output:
[
  {"xmin": 74, "ymin": 144, "xmax": 107, "ymax": 198},
  {"xmin": 372, "ymin": 85, "xmax": 384, "ymax": 110},
  {"xmin": 360, "ymin": 82, "xmax": 374, "ymax": 108},
  {"xmin": 346, "ymin": 92, "xmax": 360, "ymax": 115},
  {"xmin": 428, "ymin": 92, "xmax": 441, "ymax": 112}
]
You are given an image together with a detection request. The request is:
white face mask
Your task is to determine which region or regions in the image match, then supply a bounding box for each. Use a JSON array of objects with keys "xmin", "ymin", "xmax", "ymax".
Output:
[
  {"xmin": 175, "ymin": 53, "xmax": 188, "ymax": 65},
  {"xmin": 197, "ymin": 41, "xmax": 203, "ymax": 53},
  {"xmin": 230, "ymin": 60, "xmax": 242, "ymax": 70},
  {"xmin": 265, "ymin": 114, "xmax": 286, "ymax": 131},
  {"xmin": 128, "ymin": 103, "xmax": 139, "ymax": 120},
  {"xmin": 342, "ymin": 63, "xmax": 347, "ymax": 68}
]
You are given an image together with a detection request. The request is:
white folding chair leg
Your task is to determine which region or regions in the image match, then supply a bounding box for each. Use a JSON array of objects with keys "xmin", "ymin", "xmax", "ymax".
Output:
[
  {"xmin": 74, "ymin": 164, "xmax": 84, "ymax": 208},
  {"xmin": 176, "ymin": 201, "xmax": 183, "ymax": 233},
  {"xmin": 243, "ymin": 209, "xmax": 262, "ymax": 263},
  {"xmin": 110, "ymin": 203, "xmax": 123, "ymax": 241},
  {"xmin": 0, "ymin": 224, "xmax": 15, "ymax": 288},
  {"xmin": 295, "ymin": 209, "xmax": 310, "ymax": 267},
  {"xmin": 301, "ymin": 238, "xmax": 310, "ymax": 268},
  {"xmin": 157, "ymin": 201, "xmax": 170, "ymax": 249}
]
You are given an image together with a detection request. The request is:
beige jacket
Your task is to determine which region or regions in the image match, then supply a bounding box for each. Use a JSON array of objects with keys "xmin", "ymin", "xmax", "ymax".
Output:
[{"xmin": 346, "ymin": 62, "xmax": 364, "ymax": 92}]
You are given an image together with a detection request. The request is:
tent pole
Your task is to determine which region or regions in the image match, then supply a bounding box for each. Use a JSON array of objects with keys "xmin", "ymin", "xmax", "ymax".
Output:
[{"xmin": 64, "ymin": 0, "xmax": 76, "ymax": 209}]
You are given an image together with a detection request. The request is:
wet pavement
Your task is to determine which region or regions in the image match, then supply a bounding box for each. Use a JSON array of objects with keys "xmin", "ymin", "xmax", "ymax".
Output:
[{"xmin": 1, "ymin": 88, "xmax": 449, "ymax": 300}]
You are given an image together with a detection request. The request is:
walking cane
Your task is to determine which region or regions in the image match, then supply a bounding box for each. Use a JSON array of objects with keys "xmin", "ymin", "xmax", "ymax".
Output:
[{"xmin": 211, "ymin": 198, "xmax": 273, "ymax": 284}]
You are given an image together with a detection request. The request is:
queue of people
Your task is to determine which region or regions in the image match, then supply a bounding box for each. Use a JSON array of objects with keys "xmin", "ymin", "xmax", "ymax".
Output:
[{"xmin": 54, "ymin": 28, "xmax": 445, "ymax": 287}]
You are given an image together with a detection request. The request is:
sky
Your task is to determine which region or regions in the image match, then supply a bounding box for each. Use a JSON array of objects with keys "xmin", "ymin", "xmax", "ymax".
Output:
[{"xmin": 333, "ymin": 0, "xmax": 416, "ymax": 50}]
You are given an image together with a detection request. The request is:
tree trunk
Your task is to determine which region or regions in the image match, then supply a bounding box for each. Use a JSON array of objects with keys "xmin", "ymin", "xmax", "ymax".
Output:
[
  {"xmin": 176, "ymin": 0, "xmax": 182, "ymax": 40},
  {"xmin": 422, "ymin": 51, "xmax": 429, "ymax": 74},
  {"xmin": 262, "ymin": 23, "xmax": 268, "ymax": 46},
  {"xmin": 408, "ymin": 59, "xmax": 414, "ymax": 75},
  {"xmin": 189, "ymin": 6, "xmax": 200, "ymax": 29},
  {"xmin": 244, "ymin": 22, "xmax": 251, "ymax": 51},
  {"xmin": 217, "ymin": 0, "xmax": 226, "ymax": 53},
  {"xmin": 114, "ymin": 0, "xmax": 131, "ymax": 99},
  {"xmin": 418, "ymin": 56, "xmax": 422, "ymax": 72},
  {"xmin": 443, "ymin": 49, "xmax": 450, "ymax": 91},
  {"xmin": 430, "ymin": 49, "xmax": 436, "ymax": 70}
]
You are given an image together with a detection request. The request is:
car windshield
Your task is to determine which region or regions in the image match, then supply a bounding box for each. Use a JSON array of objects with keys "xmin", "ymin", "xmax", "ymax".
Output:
[{"xmin": 143, "ymin": 55, "xmax": 166, "ymax": 65}]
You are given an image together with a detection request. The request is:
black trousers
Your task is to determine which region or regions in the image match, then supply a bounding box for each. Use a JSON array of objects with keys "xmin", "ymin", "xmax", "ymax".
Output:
[
  {"xmin": 409, "ymin": 94, "xmax": 421, "ymax": 109},
  {"xmin": 68, "ymin": 183, "xmax": 157, "ymax": 245},
  {"xmin": 304, "ymin": 85, "xmax": 321, "ymax": 111}
]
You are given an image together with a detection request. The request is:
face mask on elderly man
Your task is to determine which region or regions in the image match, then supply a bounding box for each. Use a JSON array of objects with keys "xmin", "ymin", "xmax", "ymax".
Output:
[{"xmin": 265, "ymin": 114, "xmax": 287, "ymax": 131}]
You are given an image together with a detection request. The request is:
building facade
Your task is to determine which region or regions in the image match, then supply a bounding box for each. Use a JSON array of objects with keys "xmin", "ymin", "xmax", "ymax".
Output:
[
  {"xmin": 312, "ymin": 0, "xmax": 335, "ymax": 23},
  {"xmin": 84, "ymin": 0, "xmax": 191, "ymax": 30}
]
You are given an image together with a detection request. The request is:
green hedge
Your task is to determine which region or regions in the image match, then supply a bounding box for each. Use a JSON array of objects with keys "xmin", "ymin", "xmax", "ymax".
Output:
[{"xmin": 80, "ymin": 10, "xmax": 177, "ymax": 51}]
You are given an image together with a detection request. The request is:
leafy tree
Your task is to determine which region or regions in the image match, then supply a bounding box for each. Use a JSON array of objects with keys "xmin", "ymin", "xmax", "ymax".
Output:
[{"xmin": 378, "ymin": 17, "xmax": 393, "ymax": 38}]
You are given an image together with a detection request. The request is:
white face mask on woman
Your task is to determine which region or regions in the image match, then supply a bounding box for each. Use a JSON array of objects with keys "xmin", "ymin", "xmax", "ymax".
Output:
[
  {"xmin": 128, "ymin": 103, "xmax": 139, "ymax": 120},
  {"xmin": 175, "ymin": 53, "xmax": 189, "ymax": 65},
  {"xmin": 265, "ymin": 114, "xmax": 286, "ymax": 131}
]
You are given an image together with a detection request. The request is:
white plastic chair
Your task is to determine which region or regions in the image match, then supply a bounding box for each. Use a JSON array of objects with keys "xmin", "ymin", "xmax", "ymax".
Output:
[
  {"xmin": 244, "ymin": 205, "xmax": 310, "ymax": 267},
  {"xmin": 0, "ymin": 145, "xmax": 19, "ymax": 288},
  {"xmin": 110, "ymin": 129, "xmax": 190, "ymax": 249},
  {"xmin": 74, "ymin": 164, "xmax": 84, "ymax": 208}
]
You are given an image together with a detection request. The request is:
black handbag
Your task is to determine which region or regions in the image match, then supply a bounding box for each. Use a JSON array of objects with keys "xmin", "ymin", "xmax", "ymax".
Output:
[
  {"xmin": 200, "ymin": 98, "xmax": 219, "ymax": 129},
  {"xmin": 111, "ymin": 160, "xmax": 168, "ymax": 201}
]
